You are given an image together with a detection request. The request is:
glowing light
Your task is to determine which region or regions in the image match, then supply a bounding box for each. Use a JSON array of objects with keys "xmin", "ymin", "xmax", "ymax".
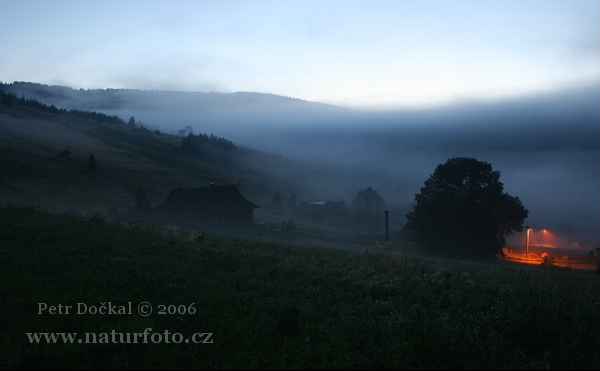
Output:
[{"xmin": 525, "ymin": 226, "xmax": 531, "ymax": 259}]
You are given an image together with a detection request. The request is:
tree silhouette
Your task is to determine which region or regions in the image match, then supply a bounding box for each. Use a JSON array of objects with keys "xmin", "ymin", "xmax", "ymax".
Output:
[
  {"xmin": 87, "ymin": 154, "xmax": 97, "ymax": 172},
  {"xmin": 128, "ymin": 116, "xmax": 136, "ymax": 127},
  {"xmin": 406, "ymin": 157, "xmax": 528, "ymax": 259},
  {"xmin": 352, "ymin": 187, "xmax": 386, "ymax": 219},
  {"xmin": 272, "ymin": 191, "xmax": 283, "ymax": 209},
  {"xmin": 287, "ymin": 192, "xmax": 298, "ymax": 208}
]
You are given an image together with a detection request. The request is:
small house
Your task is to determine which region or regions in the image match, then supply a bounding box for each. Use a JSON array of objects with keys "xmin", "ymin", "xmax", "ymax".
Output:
[
  {"xmin": 295, "ymin": 198, "xmax": 350, "ymax": 222},
  {"xmin": 154, "ymin": 184, "xmax": 259, "ymax": 229}
]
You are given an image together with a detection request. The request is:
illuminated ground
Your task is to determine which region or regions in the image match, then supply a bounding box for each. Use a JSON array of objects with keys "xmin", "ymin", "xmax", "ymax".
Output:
[{"xmin": 501, "ymin": 245, "xmax": 598, "ymax": 270}]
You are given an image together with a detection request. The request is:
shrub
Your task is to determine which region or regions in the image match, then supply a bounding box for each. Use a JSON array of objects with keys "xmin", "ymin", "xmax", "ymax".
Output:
[
  {"xmin": 540, "ymin": 253, "xmax": 556, "ymax": 269},
  {"xmin": 280, "ymin": 218, "xmax": 297, "ymax": 235}
]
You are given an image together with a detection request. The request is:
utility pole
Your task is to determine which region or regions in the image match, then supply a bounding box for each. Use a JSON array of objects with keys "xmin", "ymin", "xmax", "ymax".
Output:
[{"xmin": 384, "ymin": 210, "xmax": 389, "ymax": 243}]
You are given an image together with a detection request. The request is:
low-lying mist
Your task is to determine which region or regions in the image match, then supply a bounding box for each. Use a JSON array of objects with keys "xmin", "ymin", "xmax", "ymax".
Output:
[{"xmin": 4, "ymin": 82, "xmax": 599, "ymax": 233}]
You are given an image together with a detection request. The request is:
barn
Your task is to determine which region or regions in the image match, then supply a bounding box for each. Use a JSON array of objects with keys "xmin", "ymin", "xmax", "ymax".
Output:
[{"xmin": 154, "ymin": 184, "xmax": 259, "ymax": 229}]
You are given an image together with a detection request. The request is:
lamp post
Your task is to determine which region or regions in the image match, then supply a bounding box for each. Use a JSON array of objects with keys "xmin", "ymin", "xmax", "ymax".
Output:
[
  {"xmin": 525, "ymin": 226, "xmax": 531, "ymax": 259},
  {"xmin": 542, "ymin": 229, "xmax": 545, "ymax": 248}
]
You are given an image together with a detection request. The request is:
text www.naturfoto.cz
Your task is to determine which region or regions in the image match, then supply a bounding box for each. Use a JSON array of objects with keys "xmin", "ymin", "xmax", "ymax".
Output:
[{"xmin": 26, "ymin": 328, "xmax": 213, "ymax": 344}]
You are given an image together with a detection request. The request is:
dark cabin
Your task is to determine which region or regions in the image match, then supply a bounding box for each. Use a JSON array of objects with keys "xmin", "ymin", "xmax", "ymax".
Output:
[{"xmin": 154, "ymin": 184, "xmax": 259, "ymax": 229}]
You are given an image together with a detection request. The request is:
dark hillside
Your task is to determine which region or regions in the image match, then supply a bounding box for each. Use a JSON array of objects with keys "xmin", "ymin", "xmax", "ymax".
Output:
[{"xmin": 0, "ymin": 101, "xmax": 279, "ymax": 214}]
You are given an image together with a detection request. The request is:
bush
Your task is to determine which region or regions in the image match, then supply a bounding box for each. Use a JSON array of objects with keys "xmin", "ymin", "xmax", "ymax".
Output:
[
  {"xmin": 540, "ymin": 253, "xmax": 556, "ymax": 269},
  {"xmin": 280, "ymin": 218, "xmax": 297, "ymax": 235}
]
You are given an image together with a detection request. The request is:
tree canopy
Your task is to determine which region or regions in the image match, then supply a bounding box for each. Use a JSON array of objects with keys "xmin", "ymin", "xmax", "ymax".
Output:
[
  {"xmin": 272, "ymin": 190, "xmax": 283, "ymax": 209},
  {"xmin": 181, "ymin": 133, "xmax": 237, "ymax": 154},
  {"xmin": 406, "ymin": 157, "xmax": 528, "ymax": 259},
  {"xmin": 352, "ymin": 187, "xmax": 386, "ymax": 219}
]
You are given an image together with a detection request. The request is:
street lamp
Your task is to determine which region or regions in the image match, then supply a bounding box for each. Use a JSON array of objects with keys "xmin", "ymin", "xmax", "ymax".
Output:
[
  {"xmin": 542, "ymin": 229, "xmax": 545, "ymax": 248},
  {"xmin": 525, "ymin": 226, "xmax": 531, "ymax": 259}
]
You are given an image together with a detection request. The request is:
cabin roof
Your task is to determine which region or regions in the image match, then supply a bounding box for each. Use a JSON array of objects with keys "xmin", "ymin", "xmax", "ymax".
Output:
[{"xmin": 155, "ymin": 184, "xmax": 258, "ymax": 213}]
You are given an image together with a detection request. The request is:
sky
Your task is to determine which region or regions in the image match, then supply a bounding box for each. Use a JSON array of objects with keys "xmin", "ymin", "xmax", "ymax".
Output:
[{"xmin": 0, "ymin": 0, "xmax": 598, "ymax": 109}]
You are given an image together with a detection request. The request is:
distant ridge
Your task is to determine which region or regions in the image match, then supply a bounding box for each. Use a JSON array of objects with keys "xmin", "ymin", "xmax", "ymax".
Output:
[{"xmin": 0, "ymin": 81, "xmax": 338, "ymax": 111}]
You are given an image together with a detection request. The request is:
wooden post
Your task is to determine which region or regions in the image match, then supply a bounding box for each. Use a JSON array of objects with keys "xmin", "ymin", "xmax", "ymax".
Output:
[{"xmin": 384, "ymin": 210, "xmax": 389, "ymax": 243}]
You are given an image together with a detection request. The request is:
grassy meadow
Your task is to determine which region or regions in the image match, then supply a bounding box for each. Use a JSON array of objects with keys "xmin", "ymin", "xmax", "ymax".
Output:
[{"xmin": 2, "ymin": 204, "xmax": 600, "ymax": 369}]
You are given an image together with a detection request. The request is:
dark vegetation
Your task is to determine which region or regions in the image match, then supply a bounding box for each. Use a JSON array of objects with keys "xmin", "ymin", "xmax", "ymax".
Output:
[
  {"xmin": 280, "ymin": 218, "xmax": 297, "ymax": 235},
  {"xmin": 1, "ymin": 88, "xmax": 126, "ymax": 125},
  {"xmin": 1, "ymin": 87, "xmax": 243, "ymax": 171},
  {"xmin": 180, "ymin": 132, "xmax": 243, "ymax": 165},
  {"xmin": 2, "ymin": 204, "xmax": 600, "ymax": 369},
  {"xmin": 272, "ymin": 190, "xmax": 283, "ymax": 209},
  {"xmin": 352, "ymin": 186, "xmax": 387, "ymax": 230},
  {"xmin": 407, "ymin": 157, "xmax": 529, "ymax": 259}
]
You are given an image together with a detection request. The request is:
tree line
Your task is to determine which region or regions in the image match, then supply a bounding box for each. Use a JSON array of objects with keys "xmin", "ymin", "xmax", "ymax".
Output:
[
  {"xmin": 1, "ymin": 88, "xmax": 243, "ymax": 165},
  {"xmin": 180, "ymin": 133, "xmax": 242, "ymax": 165},
  {"xmin": 181, "ymin": 133, "xmax": 237, "ymax": 153},
  {"xmin": 0, "ymin": 90, "xmax": 125, "ymax": 125}
]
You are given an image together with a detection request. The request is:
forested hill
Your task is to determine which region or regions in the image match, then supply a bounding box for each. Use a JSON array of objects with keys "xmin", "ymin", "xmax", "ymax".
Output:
[
  {"xmin": 0, "ymin": 89, "xmax": 126, "ymax": 125},
  {"xmin": 0, "ymin": 81, "xmax": 337, "ymax": 112}
]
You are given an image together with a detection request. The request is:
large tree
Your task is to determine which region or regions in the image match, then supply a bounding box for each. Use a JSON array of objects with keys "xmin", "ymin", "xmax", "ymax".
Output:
[
  {"xmin": 406, "ymin": 157, "xmax": 528, "ymax": 258},
  {"xmin": 352, "ymin": 187, "xmax": 386, "ymax": 227}
]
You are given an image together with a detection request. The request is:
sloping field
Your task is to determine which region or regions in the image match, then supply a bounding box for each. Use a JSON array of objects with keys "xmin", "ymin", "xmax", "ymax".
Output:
[{"xmin": 2, "ymin": 205, "xmax": 600, "ymax": 368}]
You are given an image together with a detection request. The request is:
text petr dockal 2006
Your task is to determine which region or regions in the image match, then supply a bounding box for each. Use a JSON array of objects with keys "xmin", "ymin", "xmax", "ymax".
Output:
[{"xmin": 37, "ymin": 302, "xmax": 199, "ymax": 315}]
